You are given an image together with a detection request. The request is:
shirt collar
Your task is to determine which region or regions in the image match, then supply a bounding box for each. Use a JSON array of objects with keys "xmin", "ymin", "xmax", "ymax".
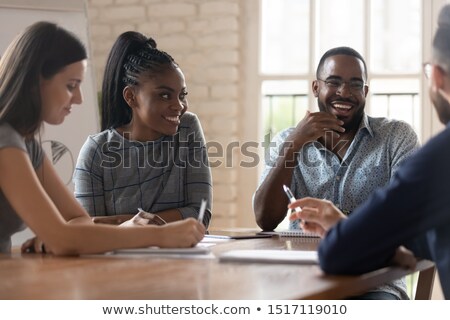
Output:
[{"xmin": 359, "ymin": 113, "xmax": 374, "ymax": 137}]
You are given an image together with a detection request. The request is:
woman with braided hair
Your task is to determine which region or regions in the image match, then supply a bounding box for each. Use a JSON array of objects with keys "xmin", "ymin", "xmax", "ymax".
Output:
[{"xmin": 73, "ymin": 32, "xmax": 212, "ymax": 228}]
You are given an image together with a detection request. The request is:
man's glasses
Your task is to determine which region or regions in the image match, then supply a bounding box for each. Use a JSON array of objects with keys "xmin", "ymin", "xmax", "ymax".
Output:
[{"xmin": 317, "ymin": 78, "xmax": 366, "ymax": 93}]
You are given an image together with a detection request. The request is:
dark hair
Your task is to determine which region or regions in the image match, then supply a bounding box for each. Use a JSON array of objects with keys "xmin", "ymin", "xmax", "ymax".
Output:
[
  {"xmin": 101, "ymin": 32, "xmax": 178, "ymax": 131},
  {"xmin": 0, "ymin": 21, "xmax": 87, "ymax": 136},
  {"xmin": 433, "ymin": 5, "xmax": 450, "ymax": 71},
  {"xmin": 316, "ymin": 46, "xmax": 368, "ymax": 81}
]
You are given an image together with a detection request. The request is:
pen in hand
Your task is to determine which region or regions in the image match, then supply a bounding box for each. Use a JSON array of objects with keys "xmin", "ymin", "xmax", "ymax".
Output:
[
  {"xmin": 283, "ymin": 185, "xmax": 302, "ymax": 213},
  {"xmin": 197, "ymin": 199, "xmax": 207, "ymax": 223},
  {"xmin": 283, "ymin": 185, "xmax": 308, "ymax": 228}
]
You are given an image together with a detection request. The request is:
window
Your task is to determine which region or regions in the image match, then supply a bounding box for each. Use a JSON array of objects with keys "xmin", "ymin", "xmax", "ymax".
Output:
[{"xmin": 260, "ymin": 0, "xmax": 423, "ymax": 139}]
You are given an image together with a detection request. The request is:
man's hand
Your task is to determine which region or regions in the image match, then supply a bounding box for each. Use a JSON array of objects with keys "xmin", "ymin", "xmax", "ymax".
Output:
[
  {"xmin": 288, "ymin": 197, "xmax": 347, "ymax": 237},
  {"xmin": 390, "ymin": 246, "xmax": 417, "ymax": 270},
  {"xmin": 287, "ymin": 111, "xmax": 345, "ymax": 150}
]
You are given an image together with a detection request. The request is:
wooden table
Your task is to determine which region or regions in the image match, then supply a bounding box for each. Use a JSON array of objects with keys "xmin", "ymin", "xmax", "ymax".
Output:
[{"xmin": 0, "ymin": 236, "xmax": 434, "ymax": 299}]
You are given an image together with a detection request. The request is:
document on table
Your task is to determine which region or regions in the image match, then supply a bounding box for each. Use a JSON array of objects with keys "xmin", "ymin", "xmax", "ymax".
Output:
[
  {"xmin": 110, "ymin": 245, "xmax": 214, "ymax": 259},
  {"xmin": 114, "ymin": 246, "xmax": 210, "ymax": 255},
  {"xmin": 219, "ymin": 249, "xmax": 318, "ymax": 264},
  {"xmin": 205, "ymin": 230, "xmax": 273, "ymax": 240}
]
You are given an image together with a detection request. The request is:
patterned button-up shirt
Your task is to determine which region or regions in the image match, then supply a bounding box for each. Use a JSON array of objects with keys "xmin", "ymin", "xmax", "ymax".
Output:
[{"xmin": 260, "ymin": 114, "xmax": 418, "ymax": 217}]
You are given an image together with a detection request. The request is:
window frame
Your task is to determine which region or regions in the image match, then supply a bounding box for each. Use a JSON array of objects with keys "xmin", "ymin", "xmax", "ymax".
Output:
[{"xmin": 238, "ymin": 0, "xmax": 442, "ymax": 228}]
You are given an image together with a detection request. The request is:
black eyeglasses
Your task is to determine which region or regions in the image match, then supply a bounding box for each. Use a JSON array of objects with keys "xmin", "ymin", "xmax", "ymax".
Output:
[
  {"xmin": 317, "ymin": 78, "xmax": 366, "ymax": 92},
  {"xmin": 423, "ymin": 62, "xmax": 432, "ymax": 79}
]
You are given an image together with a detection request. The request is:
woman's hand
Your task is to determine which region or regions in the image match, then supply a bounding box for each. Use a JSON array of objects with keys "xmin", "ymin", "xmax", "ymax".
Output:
[
  {"xmin": 157, "ymin": 218, "xmax": 206, "ymax": 248},
  {"xmin": 119, "ymin": 209, "xmax": 167, "ymax": 227},
  {"xmin": 92, "ymin": 214, "xmax": 134, "ymax": 225},
  {"xmin": 21, "ymin": 236, "xmax": 51, "ymax": 254}
]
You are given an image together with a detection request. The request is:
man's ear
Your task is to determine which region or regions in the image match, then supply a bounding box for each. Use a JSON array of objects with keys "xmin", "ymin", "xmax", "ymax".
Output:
[
  {"xmin": 312, "ymin": 80, "xmax": 319, "ymax": 97},
  {"xmin": 123, "ymin": 86, "xmax": 136, "ymax": 108},
  {"xmin": 432, "ymin": 65, "xmax": 446, "ymax": 90},
  {"xmin": 363, "ymin": 83, "xmax": 369, "ymax": 98},
  {"xmin": 430, "ymin": 65, "xmax": 450, "ymax": 103}
]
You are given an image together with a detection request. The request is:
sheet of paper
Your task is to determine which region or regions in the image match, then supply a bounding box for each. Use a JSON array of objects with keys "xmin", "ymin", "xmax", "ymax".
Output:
[
  {"xmin": 109, "ymin": 245, "xmax": 213, "ymax": 259},
  {"xmin": 114, "ymin": 245, "xmax": 210, "ymax": 255},
  {"xmin": 219, "ymin": 249, "xmax": 318, "ymax": 264}
]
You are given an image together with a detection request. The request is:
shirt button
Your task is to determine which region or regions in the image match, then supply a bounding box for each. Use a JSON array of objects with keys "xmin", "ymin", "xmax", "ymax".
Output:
[{"xmin": 336, "ymin": 176, "xmax": 341, "ymax": 181}]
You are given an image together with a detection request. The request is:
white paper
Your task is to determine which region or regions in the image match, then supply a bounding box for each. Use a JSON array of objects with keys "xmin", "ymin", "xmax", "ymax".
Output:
[{"xmin": 219, "ymin": 249, "xmax": 318, "ymax": 264}]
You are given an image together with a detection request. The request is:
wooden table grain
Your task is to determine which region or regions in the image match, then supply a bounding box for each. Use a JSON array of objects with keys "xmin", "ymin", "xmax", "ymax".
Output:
[{"xmin": 0, "ymin": 236, "xmax": 434, "ymax": 299}]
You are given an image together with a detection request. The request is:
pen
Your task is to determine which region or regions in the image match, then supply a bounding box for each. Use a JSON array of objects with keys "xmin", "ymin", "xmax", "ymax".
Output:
[
  {"xmin": 198, "ymin": 199, "xmax": 207, "ymax": 223},
  {"xmin": 283, "ymin": 184, "xmax": 302, "ymax": 213}
]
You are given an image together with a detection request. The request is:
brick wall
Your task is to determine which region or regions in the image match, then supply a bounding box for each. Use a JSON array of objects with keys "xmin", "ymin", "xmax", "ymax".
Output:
[{"xmin": 86, "ymin": 0, "xmax": 252, "ymax": 228}]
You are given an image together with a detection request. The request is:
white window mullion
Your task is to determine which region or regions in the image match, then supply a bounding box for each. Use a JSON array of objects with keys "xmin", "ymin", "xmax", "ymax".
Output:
[
  {"xmin": 365, "ymin": 0, "xmax": 372, "ymax": 115},
  {"xmin": 309, "ymin": 0, "xmax": 317, "ymax": 111}
]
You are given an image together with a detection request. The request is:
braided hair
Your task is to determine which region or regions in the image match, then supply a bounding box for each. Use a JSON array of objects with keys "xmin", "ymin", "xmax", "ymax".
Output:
[{"xmin": 101, "ymin": 32, "xmax": 178, "ymax": 131}]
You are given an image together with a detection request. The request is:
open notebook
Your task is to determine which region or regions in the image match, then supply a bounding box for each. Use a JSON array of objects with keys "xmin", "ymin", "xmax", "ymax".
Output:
[
  {"xmin": 219, "ymin": 249, "xmax": 318, "ymax": 264},
  {"xmin": 258, "ymin": 230, "xmax": 320, "ymax": 238},
  {"xmin": 205, "ymin": 230, "xmax": 273, "ymax": 240}
]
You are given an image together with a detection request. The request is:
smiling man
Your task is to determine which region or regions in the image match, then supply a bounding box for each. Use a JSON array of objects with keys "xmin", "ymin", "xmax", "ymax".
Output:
[{"xmin": 253, "ymin": 47, "xmax": 419, "ymax": 300}]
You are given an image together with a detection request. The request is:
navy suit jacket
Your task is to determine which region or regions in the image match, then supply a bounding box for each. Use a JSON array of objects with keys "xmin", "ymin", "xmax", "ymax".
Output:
[{"xmin": 319, "ymin": 123, "xmax": 450, "ymax": 299}]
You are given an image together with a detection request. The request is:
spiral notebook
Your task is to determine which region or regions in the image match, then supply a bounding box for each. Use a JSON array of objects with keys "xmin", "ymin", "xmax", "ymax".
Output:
[{"xmin": 258, "ymin": 230, "xmax": 320, "ymax": 238}]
